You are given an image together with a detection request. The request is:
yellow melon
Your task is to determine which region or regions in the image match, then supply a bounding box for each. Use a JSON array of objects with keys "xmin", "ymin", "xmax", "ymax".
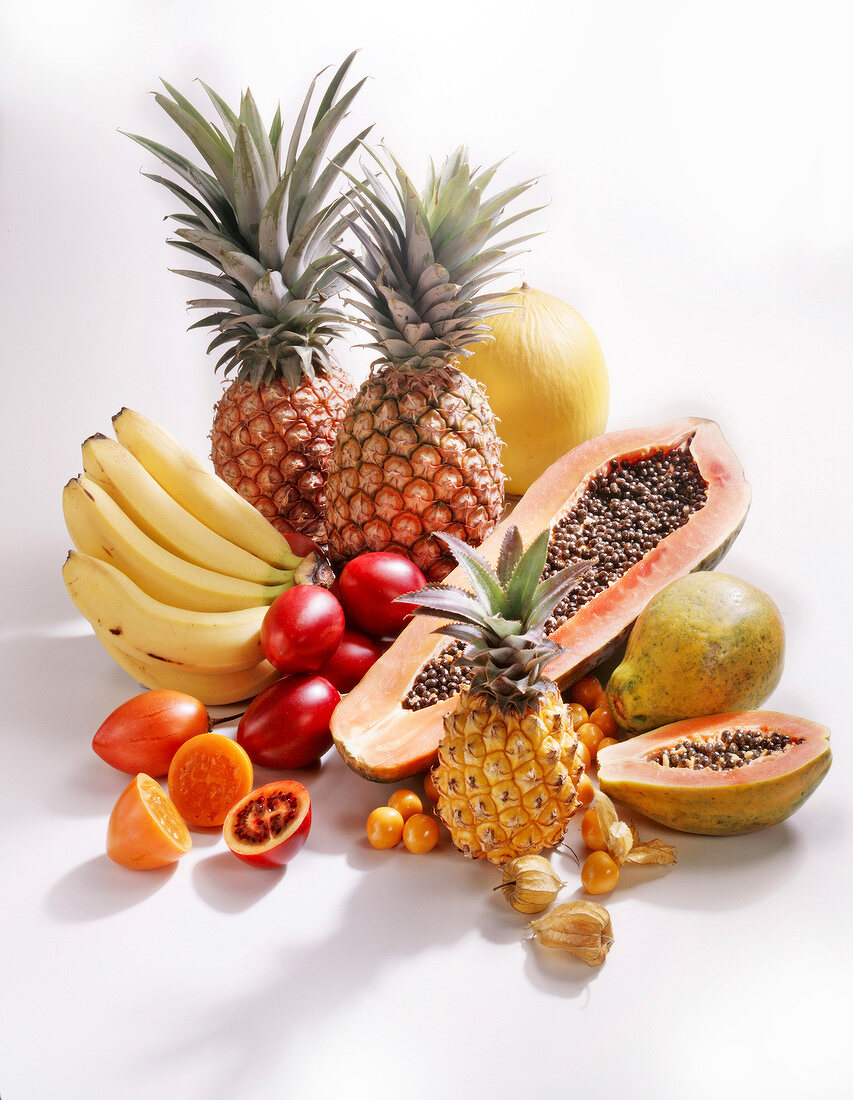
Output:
[{"xmin": 464, "ymin": 285, "xmax": 609, "ymax": 495}]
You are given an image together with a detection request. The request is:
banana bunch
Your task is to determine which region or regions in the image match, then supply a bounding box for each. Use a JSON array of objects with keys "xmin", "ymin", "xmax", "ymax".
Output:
[{"xmin": 62, "ymin": 408, "xmax": 331, "ymax": 704}]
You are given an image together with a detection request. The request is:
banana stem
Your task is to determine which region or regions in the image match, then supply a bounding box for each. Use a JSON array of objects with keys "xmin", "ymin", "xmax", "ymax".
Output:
[{"xmin": 209, "ymin": 711, "xmax": 246, "ymax": 728}]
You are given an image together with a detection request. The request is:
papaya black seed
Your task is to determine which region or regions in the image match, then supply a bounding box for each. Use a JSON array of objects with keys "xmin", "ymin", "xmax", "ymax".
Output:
[
  {"xmin": 649, "ymin": 729, "xmax": 805, "ymax": 771},
  {"xmin": 403, "ymin": 443, "xmax": 708, "ymax": 711}
]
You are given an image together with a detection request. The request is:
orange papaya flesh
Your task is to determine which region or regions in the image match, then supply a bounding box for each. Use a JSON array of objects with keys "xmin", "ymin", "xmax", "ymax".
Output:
[
  {"xmin": 332, "ymin": 416, "xmax": 751, "ymax": 782},
  {"xmin": 597, "ymin": 711, "xmax": 831, "ymax": 835}
]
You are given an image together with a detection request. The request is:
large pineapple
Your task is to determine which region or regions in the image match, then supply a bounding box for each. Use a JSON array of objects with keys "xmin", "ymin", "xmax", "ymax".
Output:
[
  {"xmin": 404, "ymin": 527, "xmax": 589, "ymax": 864},
  {"xmin": 126, "ymin": 54, "xmax": 368, "ymax": 543},
  {"xmin": 326, "ymin": 146, "xmax": 539, "ymax": 580}
]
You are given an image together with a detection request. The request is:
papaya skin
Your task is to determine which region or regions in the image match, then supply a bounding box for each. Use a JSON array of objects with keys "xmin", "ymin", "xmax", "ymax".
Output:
[
  {"xmin": 597, "ymin": 712, "xmax": 831, "ymax": 835},
  {"xmin": 606, "ymin": 573, "xmax": 784, "ymax": 733}
]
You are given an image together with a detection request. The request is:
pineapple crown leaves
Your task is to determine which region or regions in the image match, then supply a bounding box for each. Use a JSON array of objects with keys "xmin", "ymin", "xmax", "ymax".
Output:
[
  {"xmin": 123, "ymin": 52, "xmax": 372, "ymax": 389},
  {"xmin": 332, "ymin": 143, "xmax": 543, "ymax": 372},
  {"xmin": 400, "ymin": 527, "xmax": 592, "ymax": 712}
]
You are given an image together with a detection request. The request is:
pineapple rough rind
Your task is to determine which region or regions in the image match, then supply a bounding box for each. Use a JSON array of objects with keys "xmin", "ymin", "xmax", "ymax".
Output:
[{"xmin": 434, "ymin": 689, "xmax": 581, "ymax": 864}]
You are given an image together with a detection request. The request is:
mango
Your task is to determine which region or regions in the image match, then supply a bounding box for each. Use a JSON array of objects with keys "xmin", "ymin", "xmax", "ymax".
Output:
[{"xmin": 606, "ymin": 573, "xmax": 785, "ymax": 732}]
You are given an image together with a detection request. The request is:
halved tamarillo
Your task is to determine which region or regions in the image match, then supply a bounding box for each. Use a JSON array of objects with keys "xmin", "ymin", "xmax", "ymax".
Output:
[
  {"xmin": 224, "ymin": 781, "xmax": 312, "ymax": 867},
  {"xmin": 596, "ymin": 711, "xmax": 831, "ymax": 835},
  {"xmin": 332, "ymin": 417, "xmax": 751, "ymax": 781}
]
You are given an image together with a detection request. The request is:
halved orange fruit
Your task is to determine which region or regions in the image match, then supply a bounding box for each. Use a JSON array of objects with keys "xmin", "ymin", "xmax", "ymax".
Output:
[
  {"xmin": 167, "ymin": 732, "xmax": 253, "ymax": 828},
  {"xmin": 106, "ymin": 773, "xmax": 192, "ymax": 869}
]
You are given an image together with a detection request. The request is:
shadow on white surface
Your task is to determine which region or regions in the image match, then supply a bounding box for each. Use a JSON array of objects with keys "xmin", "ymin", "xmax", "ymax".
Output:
[
  {"xmin": 192, "ymin": 851, "xmax": 285, "ymax": 912},
  {"xmin": 119, "ymin": 853, "xmax": 529, "ymax": 1099},
  {"xmin": 45, "ymin": 854, "xmax": 176, "ymax": 920},
  {"xmin": 521, "ymin": 937, "xmax": 604, "ymax": 999}
]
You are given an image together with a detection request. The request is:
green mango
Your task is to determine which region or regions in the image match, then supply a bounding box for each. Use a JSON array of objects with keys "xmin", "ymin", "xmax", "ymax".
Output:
[{"xmin": 606, "ymin": 573, "xmax": 785, "ymax": 733}]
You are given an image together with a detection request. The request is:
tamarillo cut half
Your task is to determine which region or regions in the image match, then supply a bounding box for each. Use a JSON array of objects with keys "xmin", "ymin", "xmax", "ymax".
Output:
[
  {"xmin": 597, "ymin": 711, "xmax": 831, "ymax": 835},
  {"xmin": 332, "ymin": 417, "xmax": 751, "ymax": 781}
]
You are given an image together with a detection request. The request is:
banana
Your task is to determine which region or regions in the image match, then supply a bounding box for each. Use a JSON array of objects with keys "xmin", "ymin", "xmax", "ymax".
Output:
[
  {"xmin": 62, "ymin": 551, "xmax": 267, "ymax": 671},
  {"xmin": 112, "ymin": 407, "xmax": 302, "ymax": 570},
  {"xmin": 63, "ymin": 476, "xmax": 291, "ymax": 613},
  {"xmin": 81, "ymin": 434, "xmax": 293, "ymax": 585},
  {"xmin": 92, "ymin": 626, "xmax": 281, "ymax": 705}
]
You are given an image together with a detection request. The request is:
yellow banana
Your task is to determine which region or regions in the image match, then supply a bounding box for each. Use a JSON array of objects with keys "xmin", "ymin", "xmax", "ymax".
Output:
[
  {"xmin": 112, "ymin": 407, "xmax": 302, "ymax": 569},
  {"xmin": 63, "ymin": 475, "xmax": 290, "ymax": 613},
  {"xmin": 92, "ymin": 626, "xmax": 281, "ymax": 705},
  {"xmin": 81, "ymin": 434, "xmax": 292, "ymax": 585},
  {"xmin": 62, "ymin": 551, "xmax": 266, "ymax": 671}
]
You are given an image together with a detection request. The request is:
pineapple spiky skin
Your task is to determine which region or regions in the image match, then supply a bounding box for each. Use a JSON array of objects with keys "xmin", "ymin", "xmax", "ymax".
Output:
[
  {"xmin": 434, "ymin": 689, "xmax": 582, "ymax": 864},
  {"xmin": 212, "ymin": 363, "xmax": 355, "ymax": 542},
  {"xmin": 325, "ymin": 364, "xmax": 504, "ymax": 580}
]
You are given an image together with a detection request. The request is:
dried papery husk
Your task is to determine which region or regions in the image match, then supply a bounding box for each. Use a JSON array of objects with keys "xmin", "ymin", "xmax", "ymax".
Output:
[
  {"xmin": 593, "ymin": 792, "xmax": 634, "ymax": 864},
  {"xmin": 499, "ymin": 855, "xmax": 564, "ymax": 914},
  {"xmin": 529, "ymin": 901, "xmax": 613, "ymax": 966},
  {"xmin": 624, "ymin": 838, "xmax": 677, "ymax": 865},
  {"xmin": 592, "ymin": 793, "xmax": 677, "ymax": 867}
]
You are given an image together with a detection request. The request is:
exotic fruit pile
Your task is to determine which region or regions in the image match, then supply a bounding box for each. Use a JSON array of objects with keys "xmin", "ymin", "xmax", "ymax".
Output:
[
  {"xmin": 55, "ymin": 53, "xmax": 832, "ymax": 972},
  {"xmin": 333, "ymin": 417, "xmax": 752, "ymax": 780}
]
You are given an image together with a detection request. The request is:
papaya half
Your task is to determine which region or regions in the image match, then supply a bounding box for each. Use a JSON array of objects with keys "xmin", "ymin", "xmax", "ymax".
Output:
[
  {"xmin": 332, "ymin": 416, "xmax": 752, "ymax": 781},
  {"xmin": 597, "ymin": 711, "xmax": 831, "ymax": 835}
]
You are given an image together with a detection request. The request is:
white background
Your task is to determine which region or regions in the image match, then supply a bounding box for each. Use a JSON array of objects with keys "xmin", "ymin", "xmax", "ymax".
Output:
[{"xmin": 2, "ymin": 2, "xmax": 852, "ymax": 1098}]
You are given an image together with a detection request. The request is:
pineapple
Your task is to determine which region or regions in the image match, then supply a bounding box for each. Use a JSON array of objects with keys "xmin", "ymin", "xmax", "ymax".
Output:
[
  {"xmin": 126, "ymin": 54, "xmax": 368, "ymax": 543},
  {"xmin": 325, "ymin": 146, "xmax": 540, "ymax": 580},
  {"xmin": 404, "ymin": 526, "xmax": 589, "ymax": 864}
]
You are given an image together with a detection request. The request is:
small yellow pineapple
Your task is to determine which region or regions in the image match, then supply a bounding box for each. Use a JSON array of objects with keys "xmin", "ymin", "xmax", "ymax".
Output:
[{"xmin": 405, "ymin": 527, "xmax": 589, "ymax": 864}]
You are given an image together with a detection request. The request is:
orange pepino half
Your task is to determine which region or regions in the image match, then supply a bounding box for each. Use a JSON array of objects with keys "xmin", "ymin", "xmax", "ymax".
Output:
[
  {"xmin": 106, "ymin": 773, "xmax": 192, "ymax": 869},
  {"xmin": 167, "ymin": 733, "xmax": 253, "ymax": 828}
]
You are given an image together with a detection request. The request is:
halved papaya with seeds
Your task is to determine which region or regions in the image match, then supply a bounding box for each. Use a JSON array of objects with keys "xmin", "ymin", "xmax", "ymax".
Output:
[
  {"xmin": 597, "ymin": 711, "xmax": 831, "ymax": 835},
  {"xmin": 332, "ymin": 417, "xmax": 751, "ymax": 782}
]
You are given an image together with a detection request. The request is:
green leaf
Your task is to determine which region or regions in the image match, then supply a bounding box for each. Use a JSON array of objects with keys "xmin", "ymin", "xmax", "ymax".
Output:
[
  {"xmin": 403, "ymin": 585, "xmax": 493, "ymax": 630},
  {"xmin": 238, "ymin": 88, "xmax": 277, "ymax": 193},
  {"xmin": 218, "ymin": 249, "xmax": 267, "ymax": 294},
  {"xmin": 496, "ymin": 526, "xmax": 523, "ymax": 587},
  {"xmin": 257, "ymin": 170, "xmax": 292, "ymax": 271},
  {"xmin": 312, "ymin": 50, "xmax": 359, "ymax": 129},
  {"xmin": 153, "ymin": 92, "xmax": 234, "ymax": 204},
  {"xmin": 160, "ymin": 80, "xmax": 228, "ymax": 144},
  {"xmin": 526, "ymin": 559, "xmax": 592, "ymax": 629},
  {"xmin": 268, "ymin": 103, "xmax": 283, "ymax": 168},
  {"xmin": 251, "ymin": 270, "xmax": 287, "ymax": 315},
  {"xmin": 433, "ymin": 532, "xmax": 508, "ymax": 616},
  {"xmin": 123, "ymin": 131, "xmax": 232, "ymax": 225},
  {"xmin": 142, "ymin": 172, "xmax": 219, "ymax": 228},
  {"xmin": 291, "ymin": 252, "xmax": 344, "ymax": 300},
  {"xmin": 505, "ymin": 528, "xmax": 551, "ymax": 618},
  {"xmin": 174, "ymin": 225, "xmax": 241, "ymax": 263},
  {"xmin": 197, "ymin": 80, "xmax": 239, "ymax": 142},
  {"xmin": 232, "ymin": 123, "xmax": 269, "ymax": 249},
  {"xmin": 169, "ymin": 268, "xmax": 252, "ymax": 304},
  {"xmin": 286, "ymin": 78, "xmax": 367, "ymax": 239},
  {"xmin": 284, "ymin": 67, "xmax": 323, "ymax": 179},
  {"xmin": 281, "ymin": 196, "xmax": 347, "ymax": 287},
  {"xmin": 293, "ymin": 126, "xmax": 372, "ymax": 238}
]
